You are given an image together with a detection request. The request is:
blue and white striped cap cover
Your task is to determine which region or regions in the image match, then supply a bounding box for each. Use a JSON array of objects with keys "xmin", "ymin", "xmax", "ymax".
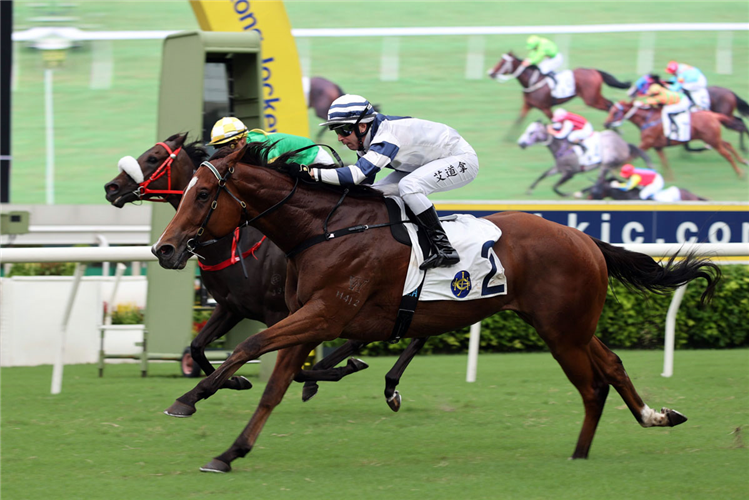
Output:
[{"xmin": 319, "ymin": 94, "xmax": 376, "ymax": 127}]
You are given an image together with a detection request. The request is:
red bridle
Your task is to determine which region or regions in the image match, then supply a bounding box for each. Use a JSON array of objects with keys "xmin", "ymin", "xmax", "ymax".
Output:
[{"xmin": 136, "ymin": 142, "xmax": 184, "ymax": 201}]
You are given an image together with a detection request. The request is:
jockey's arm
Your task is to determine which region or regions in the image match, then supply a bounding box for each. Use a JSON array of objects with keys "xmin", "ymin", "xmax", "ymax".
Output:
[
  {"xmin": 314, "ymin": 140, "xmax": 399, "ymax": 186},
  {"xmin": 523, "ymin": 49, "xmax": 544, "ymax": 66},
  {"xmin": 622, "ymin": 173, "xmax": 642, "ymax": 191},
  {"xmin": 549, "ymin": 121, "xmax": 573, "ymax": 138}
]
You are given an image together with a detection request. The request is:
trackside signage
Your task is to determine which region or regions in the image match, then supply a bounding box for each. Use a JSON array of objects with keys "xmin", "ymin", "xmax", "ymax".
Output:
[
  {"xmin": 190, "ymin": 0, "xmax": 309, "ymax": 137},
  {"xmin": 435, "ymin": 202, "xmax": 749, "ymax": 245}
]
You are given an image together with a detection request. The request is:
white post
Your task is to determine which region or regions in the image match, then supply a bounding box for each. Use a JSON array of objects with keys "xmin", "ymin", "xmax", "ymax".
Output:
[
  {"xmin": 51, "ymin": 262, "xmax": 86, "ymax": 394},
  {"xmin": 96, "ymin": 234, "xmax": 110, "ymax": 277},
  {"xmin": 44, "ymin": 67, "xmax": 55, "ymax": 205},
  {"xmin": 662, "ymin": 284, "xmax": 688, "ymax": 378},
  {"xmin": 466, "ymin": 321, "xmax": 481, "ymax": 382}
]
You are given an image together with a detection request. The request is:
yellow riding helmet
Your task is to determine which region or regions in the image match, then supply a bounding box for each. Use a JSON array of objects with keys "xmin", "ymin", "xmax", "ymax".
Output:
[
  {"xmin": 526, "ymin": 35, "xmax": 540, "ymax": 49},
  {"xmin": 209, "ymin": 117, "xmax": 249, "ymax": 145}
]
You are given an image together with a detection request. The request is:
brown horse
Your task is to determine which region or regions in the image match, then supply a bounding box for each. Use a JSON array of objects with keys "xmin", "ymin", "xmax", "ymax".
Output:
[
  {"xmin": 151, "ymin": 142, "xmax": 720, "ymax": 473},
  {"xmin": 488, "ymin": 52, "xmax": 630, "ymax": 139},
  {"xmin": 103, "ymin": 133, "xmax": 424, "ymax": 401},
  {"xmin": 604, "ymin": 100, "xmax": 748, "ymax": 179}
]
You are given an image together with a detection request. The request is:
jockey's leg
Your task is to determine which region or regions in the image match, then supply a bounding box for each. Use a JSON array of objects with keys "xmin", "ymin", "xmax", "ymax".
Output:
[
  {"xmin": 539, "ymin": 53, "xmax": 563, "ymax": 84},
  {"xmin": 372, "ymin": 170, "xmax": 407, "ymax": 197},
  {"xmin": 639, "ymin": 175, "xmax": 664, "ymax": 200},
  {"xmin": 398, "ymin": 142, "xmax": 478, "ymax": 270}
]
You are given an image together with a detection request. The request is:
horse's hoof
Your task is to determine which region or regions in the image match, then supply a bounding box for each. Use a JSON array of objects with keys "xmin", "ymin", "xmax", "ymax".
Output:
[
  {"xmin": 386, "ymin": 390, "xmax": 401, "ymax": 412},
  {"xmin": 348, "ymin": 358, "xmax": 369, "ymax": 372},
  {"xmin": 164, "ymin": 400, "xmax": 196, "ymax": 418},
  {"xmin": 663, "ymin": 407, "xmax": 688, "ymax": 427},
  {"xmin": 525, "ymin": 189, "xmax": 533, "ymax": 195},
  {"xmin": 225, "ymin": 376, "xmax": 252, "ymax": 391},
  {"xmin": 302, "ymin": 382, "xmax": 319, "ymax": 402},
  {"xmin": 200, "ymin": 459, "xmax": 231, "ymax": 473}
]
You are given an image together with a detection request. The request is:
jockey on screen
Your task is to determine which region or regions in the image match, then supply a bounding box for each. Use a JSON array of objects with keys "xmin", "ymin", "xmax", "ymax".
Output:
[
  {"xmin": 664, "ymin": 61, "xmax": 708, "ymax": 108},
  {"xmin": 310, "ymin": 94, "xmax": 480, "ymax": 270},
  {"xmin": 522, "ymin": 35, "xmax": 563, "ymax": 84},
  {"xmin": 548, "ymin": 108, "xmax": 593, "ymax": 152},
  {"xmin": 633, "ymin": 83, "xmax": 691, "ymax": 138},
  {"xmin": 618, "ymin": 163, "xmax": 664, "ymax": 200},
  {"xmin": 209, "ymin": 117, "xmax": 335, "ymax": 166}
]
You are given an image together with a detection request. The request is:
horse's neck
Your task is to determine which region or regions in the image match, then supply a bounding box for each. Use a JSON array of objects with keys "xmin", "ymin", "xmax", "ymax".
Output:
[
  {"xmin": 238, "ymin": 166, "xmax": 386, "ymax": 256},
  {"xmin": 548, "ymin": 139, "xmax": 569, "ymax": 158}
]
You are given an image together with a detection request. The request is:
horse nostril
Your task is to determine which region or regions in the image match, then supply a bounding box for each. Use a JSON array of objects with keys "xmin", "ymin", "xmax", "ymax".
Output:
[
  {"xmin": 106, "ymin": 182, "xmax": 119, "ymax": 193},
  {"xmin": 158, "ymin": 244, "xmax": 174, "ymax": 258}
]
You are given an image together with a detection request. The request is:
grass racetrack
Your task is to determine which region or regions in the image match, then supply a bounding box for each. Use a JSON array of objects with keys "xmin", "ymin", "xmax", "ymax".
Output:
[
  {"xmin": 2, "ymin": 351, "xmax": 748, "ymax": 499},
  {"xmin": 10, "ymin": 1, "xmax": 749, "ymax": 203}
]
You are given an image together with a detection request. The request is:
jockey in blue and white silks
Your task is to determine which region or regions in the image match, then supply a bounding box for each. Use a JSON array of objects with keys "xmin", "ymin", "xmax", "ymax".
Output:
[
  {"xmin": 665, "ymin": 61, "xmax": 709, "ymax": 110},
  {"xmin": 315, "ymin": 94, "xmax": 479, "ymax": 270}
]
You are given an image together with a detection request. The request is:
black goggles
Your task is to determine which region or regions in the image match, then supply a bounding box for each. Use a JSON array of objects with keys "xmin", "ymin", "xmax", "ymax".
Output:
[{"xmin": 329, "ymin": 123, "xmax": 356, "ymax": 136}]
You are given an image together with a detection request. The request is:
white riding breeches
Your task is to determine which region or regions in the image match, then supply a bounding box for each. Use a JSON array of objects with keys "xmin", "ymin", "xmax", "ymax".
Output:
[
  {"xmin": 373, "ymin": 138, "xmax": 479, "ymax": 215},
  {"xmin": 663, "ymin": 98, "xmax": 691, "ymax": 115},
  {"xmin": 639, "ymin": 174, "xmax": 665, "ymax": 200},
  {"xmin": 568, "ymin": 122, "xmax": 594, "ymax": 143},
  {"xmin": 538, "ymin": 53, "xmax": 563, "ymax": 74},
  {"xmin": 681, "ymin": 75, "xmax": 707, "ymax": 92}
]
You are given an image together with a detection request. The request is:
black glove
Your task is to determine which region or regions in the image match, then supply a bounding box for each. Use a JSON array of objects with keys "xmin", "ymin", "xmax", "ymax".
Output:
[{"xmin": 289, "ymin": 164, "xmax": 314, "ymax": 182}]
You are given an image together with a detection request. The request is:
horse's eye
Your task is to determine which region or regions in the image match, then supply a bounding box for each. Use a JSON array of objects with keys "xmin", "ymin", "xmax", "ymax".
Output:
[
  {"xmin": 197, "ymin": 190, "xmax": 209, "ymax": 201},
  {"xmin": 147, "ymin": 156, "xmax": 158, "ymax": 164}
]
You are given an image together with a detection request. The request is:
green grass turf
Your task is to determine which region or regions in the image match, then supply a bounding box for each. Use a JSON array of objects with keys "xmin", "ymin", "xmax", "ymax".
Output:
[
  {"xmin": 10, "ymin": 1, "xmax": 749, "ymax": 204},
  {"xmin": 1, "ymin": 351, "xmax": 747, "ymax": 499}
]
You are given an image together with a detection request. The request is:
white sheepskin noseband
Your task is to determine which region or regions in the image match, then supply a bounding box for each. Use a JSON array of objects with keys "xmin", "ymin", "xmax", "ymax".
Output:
[{"xmin": 117, "ymin": 156, "xmax": 144, "ymax": 184}]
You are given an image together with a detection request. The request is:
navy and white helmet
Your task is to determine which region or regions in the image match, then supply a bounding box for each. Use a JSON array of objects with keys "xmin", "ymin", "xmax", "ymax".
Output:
[{"xmin": 320, "ymin": 94, "xmax": 377, "ymax": 127}]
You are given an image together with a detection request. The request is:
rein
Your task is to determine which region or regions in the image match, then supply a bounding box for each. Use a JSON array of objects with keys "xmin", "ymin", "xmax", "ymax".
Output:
[
  {"xmin": 134, "ymin": 142, "xmax": 185, "ymax": 201},
  {"xmin": 495, "ymin": 56, "xmax": 548, "ymax": 93}
]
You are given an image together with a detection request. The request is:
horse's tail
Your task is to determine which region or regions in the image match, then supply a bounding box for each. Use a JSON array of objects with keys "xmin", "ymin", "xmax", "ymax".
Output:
[
  {"xmin": 591, "ymin": 237, "xmax": 721, "ymax": 305},
  {"xmin": 732, "ymin": 92, "xmax": 749, "ymax": 117},
  {"xmin": 717, "ymin": 113, "xmax": 748, "ymax": 133},
  {"xmin": 596, "ymin": 70, "xmax": 631, "ymax": 89},
  {"xmin": 627, "ymin": 143, "xmax": 654, "ymax": 168}
]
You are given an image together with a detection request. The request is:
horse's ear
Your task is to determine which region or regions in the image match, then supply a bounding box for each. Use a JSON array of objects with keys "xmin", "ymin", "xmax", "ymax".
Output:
[{"xmin": 174, "ymin": 133, "xmax": 188, "ymax": 147}]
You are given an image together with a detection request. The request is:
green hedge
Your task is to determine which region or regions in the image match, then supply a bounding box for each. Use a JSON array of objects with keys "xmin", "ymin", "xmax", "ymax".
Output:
[{"xmin": 327, "ymin": 265, "xmax": 749, "ymax": 356}]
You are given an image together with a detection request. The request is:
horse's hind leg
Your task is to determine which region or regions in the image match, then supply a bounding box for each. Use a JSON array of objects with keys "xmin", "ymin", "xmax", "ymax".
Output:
[
  {"xmin": 548, "ymin": 340, "xmax": 610, "ymax": 459},
  {"xmin": 201, "ymin": 343, "xmax": 314, "ymax": 473},
  {"xmin": 721, "ymin": 140, "xmax": 749, "ymax": 171},
  {"xmin": 383, "ymin": 337, "xmax": 428, "ymax": 412},
  {"xmin": 588, "ymin": 336, "xmax": 687, "ymax": 428},
  {"xmin": 715, "ymin": 141, "xmax": 745, "ymax": 176}
]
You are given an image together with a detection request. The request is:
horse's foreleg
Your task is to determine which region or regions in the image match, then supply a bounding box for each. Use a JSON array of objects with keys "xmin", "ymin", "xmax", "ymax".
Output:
[
  {"xmin": 165, "ymin": 304, "xmax": 341, "ymax": 417},
  {"xmin": 201, "ymin": 343, "xmax": 314, "ymax": 473},
  {"xmin": 189, "ymin": 305, "xmax": 251, "ymax": 391},
  {"xmin": 588, "ymin": 337, "xmax": 687, "ymax": 429},
  {"xmin": 504, "ymin": 101, "xmax": 532, "ymax": 142},
  {"xmin": 527, "ymin": 166, "xmax": 557, "ymax": 194},
  {"xmin": 653, "ymin": 147, "xmax": 675, "ymax": 180},
  {"xmin": 552, "ymin": 172, "xmax": 575, "ymax": 197},
  {"xmin": 383, "ymin": 337, "xmax": 428, "ymax": 412}
]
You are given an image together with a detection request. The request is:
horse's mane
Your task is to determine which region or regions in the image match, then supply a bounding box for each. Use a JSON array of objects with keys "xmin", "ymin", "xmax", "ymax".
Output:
[
  {"xmin": 209, "ymin": 141, "xmax": 384, "ymax": 200},
  {"xmin": 165, "ymin": 133, "xmax": 209, "ymax": 168}
]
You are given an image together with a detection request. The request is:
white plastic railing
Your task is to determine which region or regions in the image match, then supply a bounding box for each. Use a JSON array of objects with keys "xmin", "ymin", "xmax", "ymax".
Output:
[{"xmin": 0, "ymin": 243, "xmax": 747, "ymax": 391}]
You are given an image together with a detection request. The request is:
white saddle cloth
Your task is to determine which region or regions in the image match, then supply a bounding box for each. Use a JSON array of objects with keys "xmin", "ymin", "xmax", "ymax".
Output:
[
  {"xmin": 550, "ymin": 70, "xmax": 576, "ymax": 99},
  {"xmin": 390, "ymin": 197, "xmax": 507, "ymax": 301},
  {"xmin": 575, "ymin": 132, "xmax": 602, "ymax": 168},
  {"xmin": 662, "ymin": 110, "xmax": 691, "ymax": 142},
  {"xmin": 652, "ymin": 186, "xmax": 683, "ymax": 202}
]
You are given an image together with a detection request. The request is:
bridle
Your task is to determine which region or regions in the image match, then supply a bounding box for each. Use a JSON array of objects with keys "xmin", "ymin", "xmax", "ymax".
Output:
[
  {"xmin": 134, "ymin": 142, "xmax": 185, "ymax": 201},
  {"xmin": 492, "ymin": 54, "xmax": 547, "ymax": 93},
  {"xmin": 609, "ymin": 102, "xmax": 659, "ymax": 130},
  {"xmin": 185, "ymin": 160, "xmax": 298, "ymax": 259}
]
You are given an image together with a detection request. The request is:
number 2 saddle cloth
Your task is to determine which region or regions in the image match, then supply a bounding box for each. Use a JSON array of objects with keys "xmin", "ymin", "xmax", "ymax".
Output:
[{"xmin": 386, "ymin": 197, "xmax": 507, "ymax": 302}]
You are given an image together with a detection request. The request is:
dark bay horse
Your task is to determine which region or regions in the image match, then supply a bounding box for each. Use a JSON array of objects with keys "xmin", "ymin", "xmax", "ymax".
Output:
[
  {"xmin": 103, "ymin": 133, "xmax": 422, "ymax": 402},
  {"xmin": 604, "ymin": 100, "xmax": 748, "ymax": 179},
  {"xmin": 488, "ymin": 52, "xmax": 630, "ymax": 139},
  {"xmin": 517, "ymin": 121, "xmax": 652, "ymax": 196},
  {"xmin": 580, "ymin": 175, "xmax": 708, "ymax": 201},
  {"xmin": 152, "ymin": 142, "xmax": 720, "ymax": 473}
]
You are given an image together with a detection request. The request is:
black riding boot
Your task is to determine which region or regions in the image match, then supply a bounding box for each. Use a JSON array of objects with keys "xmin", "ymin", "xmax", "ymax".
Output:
[{"xmin": 416, "ymin": 206, "xmax": 460, "ymax": 270}]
